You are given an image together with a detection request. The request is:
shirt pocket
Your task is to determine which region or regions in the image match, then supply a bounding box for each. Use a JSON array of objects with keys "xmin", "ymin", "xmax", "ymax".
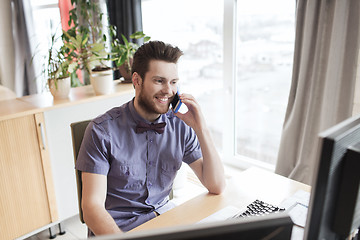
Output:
[
  {"xmin": 117, "ymin": 164, "xmax": 145, "ymax": 190},
  {"xmin": 160, "ymin": 161, "xmax": 182, "ymax": 189}
]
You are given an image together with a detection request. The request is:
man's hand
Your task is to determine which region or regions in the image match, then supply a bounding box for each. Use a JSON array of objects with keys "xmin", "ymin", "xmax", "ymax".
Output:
[
  {"xmin": 175, "ymin": 93, "xmax": 226, "ymax": 195},
  {"xmin": 174, "ymin": 93, "xmax": 206, "ymax": 133}
]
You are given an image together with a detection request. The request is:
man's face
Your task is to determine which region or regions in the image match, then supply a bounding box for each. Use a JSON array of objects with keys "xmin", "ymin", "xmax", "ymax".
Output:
[{"xmin": 135, "ymin": 60, "xmax": 179, "ymax": 120}]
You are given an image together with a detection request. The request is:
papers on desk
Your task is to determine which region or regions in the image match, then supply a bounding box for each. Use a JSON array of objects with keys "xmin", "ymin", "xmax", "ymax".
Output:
[
  {"xmin": 197, "ymin": 205, "xmax": 242, "ymax": 224},
  {"xmin": 280, "ymin": 190, "xmax": 310, "ymax": 228},
  {"xmin": 280, "ymin": 190, "xmax": 310, "ymax": 209}
]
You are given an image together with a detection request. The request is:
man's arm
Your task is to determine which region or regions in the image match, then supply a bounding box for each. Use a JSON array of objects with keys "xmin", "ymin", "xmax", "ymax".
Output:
[
  {"xmin": 175, "ymin": 94, "xmax": 226, "ymax": 194},
  {"xmin": 81, "ymin": 172, "xmax": 122, "ymax": 235}
]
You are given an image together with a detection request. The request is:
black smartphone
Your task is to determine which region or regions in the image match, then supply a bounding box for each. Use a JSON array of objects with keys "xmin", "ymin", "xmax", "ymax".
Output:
[{"xmin": 171, "ymin": 91, "xmax": 182, "ymax": 113}]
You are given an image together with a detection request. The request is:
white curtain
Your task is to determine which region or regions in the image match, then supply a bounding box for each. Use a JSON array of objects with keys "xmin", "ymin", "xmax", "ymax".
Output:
[
  {"xmin": 275, "ymin": 0, "xmax": 360, "ymax": 185},
  {"xmin": 0, "ymin": 0, "xmax": 37, "ymax": 97}
]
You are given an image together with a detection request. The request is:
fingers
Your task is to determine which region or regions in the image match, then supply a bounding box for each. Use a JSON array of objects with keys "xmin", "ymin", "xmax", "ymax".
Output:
[
  {"xmin": 174, "ymin": 93, "xmax": 205, "ymax": 131},
  {"xmin": 179, "ymin": 93, "xmax": 198, "ymax": 108},
  {"xmin": 173, "ymin": 93, "xmax": 195, "ymax": 119}
]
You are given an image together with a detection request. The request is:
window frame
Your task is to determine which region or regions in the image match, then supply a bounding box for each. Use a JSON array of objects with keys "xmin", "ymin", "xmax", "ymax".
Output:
[{"xmin": 222, "ymin": 0, "xmax": 278, "ymax": 171}]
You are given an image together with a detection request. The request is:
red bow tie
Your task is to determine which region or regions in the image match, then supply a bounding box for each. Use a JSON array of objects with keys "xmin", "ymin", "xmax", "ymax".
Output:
[{"xmin": 135, "ymin": 122, "xmax": 166, "ymax": 134}]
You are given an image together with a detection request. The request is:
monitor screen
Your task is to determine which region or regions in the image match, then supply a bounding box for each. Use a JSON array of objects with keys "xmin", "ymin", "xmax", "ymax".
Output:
[
  {"xmin": 93, "ymin": 212, "xmax": 294, "ymax": 240},
  {"xmin": 304, "ymin": 114, "xmax": 360, "ymax": 240}
]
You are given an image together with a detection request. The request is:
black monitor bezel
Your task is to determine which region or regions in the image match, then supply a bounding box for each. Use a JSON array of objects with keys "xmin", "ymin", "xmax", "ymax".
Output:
[
  {"xmin": 304, "ymin": 114, "xmax": 360, "ymax": 240},
  {"xmin": 93, "ymin": 212, "xmax": 294, "ymax": 240}
]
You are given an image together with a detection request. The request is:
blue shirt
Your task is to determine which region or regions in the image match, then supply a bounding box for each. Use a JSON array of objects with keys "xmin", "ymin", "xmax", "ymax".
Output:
[{"xmin": 76, "ymin": 99, "xmax": 202, "ymax": 232}]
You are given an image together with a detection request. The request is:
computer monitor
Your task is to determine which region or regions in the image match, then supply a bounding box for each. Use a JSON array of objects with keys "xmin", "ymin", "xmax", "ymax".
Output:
[
  {"xmin": 94, "ymin": 212, "xmax": 294, "ymax": 240},
  {"xmin": 304, "ymin": 114, "xmax": 360, "ymax": 240}
]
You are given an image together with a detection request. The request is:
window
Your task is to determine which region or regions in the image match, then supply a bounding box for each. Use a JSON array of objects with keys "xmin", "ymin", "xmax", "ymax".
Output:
[
  {"xmin": 30, "ymin": 0, "xmax": 62, "ymax": 92},
  {"xmin": 142, "ymin": 0, "xmax": 295, "ymax": 170},
  {"xmin": 235, "ymin": 0, "xmax": 295, "ymax": 166}
]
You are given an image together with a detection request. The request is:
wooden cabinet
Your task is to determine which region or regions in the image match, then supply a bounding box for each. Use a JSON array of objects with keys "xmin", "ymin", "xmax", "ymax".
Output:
[
  {"xmin": 0, "ymin": 113, "xmax": 57, "ymax": 240},
  {"xmin": 0, "ymin": 82, "xmax": 134, "ymax": 239}
]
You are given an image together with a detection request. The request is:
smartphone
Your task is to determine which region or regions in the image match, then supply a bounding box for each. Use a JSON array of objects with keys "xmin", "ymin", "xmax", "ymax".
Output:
[{"xmin": 171, "ymin": 90, "xmax": 182, "ymax": 113}]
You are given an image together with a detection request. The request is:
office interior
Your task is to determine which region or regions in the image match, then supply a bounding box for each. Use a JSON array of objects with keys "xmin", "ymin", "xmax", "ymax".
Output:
[{"xmin": 0, "ymin": 0, "xmax": 360, "ymax": 239}]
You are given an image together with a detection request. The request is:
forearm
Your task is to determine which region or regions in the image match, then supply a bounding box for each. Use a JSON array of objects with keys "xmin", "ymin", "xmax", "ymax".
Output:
[
  {"xmin": 196, "ymin": 126, "xmax": 226, "ymax": 194},
  {"xmin": 83, "ymin": 204, "xmax": 122, "ymax": 236},
  {"xmin": 176, "ymin": 93, "xmax": 226, "ymax": 194}
]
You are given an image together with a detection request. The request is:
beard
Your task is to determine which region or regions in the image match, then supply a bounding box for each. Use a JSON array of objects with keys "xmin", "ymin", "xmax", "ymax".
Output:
[{"xmin": 137, "ymin": 85, "xmax": 170, "ymax": 115}]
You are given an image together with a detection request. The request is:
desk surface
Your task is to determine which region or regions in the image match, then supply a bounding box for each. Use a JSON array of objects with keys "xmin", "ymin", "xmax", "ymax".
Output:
[{"xmin": 132, "ymin": 167, "xmax": 310, "ymax": 233}]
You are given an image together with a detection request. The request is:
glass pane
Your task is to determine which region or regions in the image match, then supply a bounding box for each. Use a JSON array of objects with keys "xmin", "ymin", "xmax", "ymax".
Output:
[
  {"xmin": 31, "ymin": 7, "xmax": 62, "ymax": 52},
  {"xmin": 142, "ymin": 0, "xmax": 224, "ymax": 151},
  {"xmin": 235, "ymin": 0, "xmax": 295, "ymax": 165},
  {"xmin": 30, "ymin": 1, "xmax": 62, "ymax": 91}
]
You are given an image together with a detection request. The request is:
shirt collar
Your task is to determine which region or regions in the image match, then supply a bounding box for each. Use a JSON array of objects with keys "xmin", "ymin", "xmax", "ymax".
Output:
[{"xmin": 128, "ymin": 98, "xmax": 170, "ymax": 124}]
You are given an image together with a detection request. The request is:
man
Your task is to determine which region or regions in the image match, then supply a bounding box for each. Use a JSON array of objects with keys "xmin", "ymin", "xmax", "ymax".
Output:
[{"xmin": 76, "ymin": 41, "xmax": 226, "ymax": 236}]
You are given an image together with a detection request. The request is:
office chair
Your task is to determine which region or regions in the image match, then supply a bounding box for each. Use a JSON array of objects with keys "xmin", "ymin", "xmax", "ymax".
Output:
[
  {"xmin": 70, "ymin": 120, "xmax": 91, "ymax": 224},
  {"xmin": 70, "ymin": 119, "xmax": 175, "ymax": 226}
]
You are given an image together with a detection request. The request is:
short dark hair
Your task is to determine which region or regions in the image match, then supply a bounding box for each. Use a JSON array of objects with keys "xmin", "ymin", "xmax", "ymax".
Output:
[{"xmin": 132, "ymin": 41, "xmax": 184, "ymax": 80}]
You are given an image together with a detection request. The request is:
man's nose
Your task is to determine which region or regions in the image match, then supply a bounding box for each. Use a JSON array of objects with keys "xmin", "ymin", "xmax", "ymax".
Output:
[{"xmin": 162, "ymin": 83, "xmax": 174, "ymax": 94}]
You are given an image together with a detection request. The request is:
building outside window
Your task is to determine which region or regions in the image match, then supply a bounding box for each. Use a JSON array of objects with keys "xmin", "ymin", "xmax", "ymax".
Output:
[
  {"xmin": 142, "ymin": 0, "xmax": 295, "ymax": 169},
  {"xmin": 235, "ymin": 0, "xmax": 295, "ymax": 166}
]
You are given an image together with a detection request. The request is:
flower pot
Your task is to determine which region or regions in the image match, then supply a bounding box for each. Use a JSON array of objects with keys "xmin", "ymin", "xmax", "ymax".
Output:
[
  {"xmin": 48, "ymin": 77, "xmax": 71, "ymax": 99},
  {"xmin": 118, "ymin": 59, "xmax": 133, "ymax": 83},
  {"xmin": 119, "ymin": 65, "xmax": 132, "ymax": 83},
  {"xmin": 90, "ymin": 69, "xmax": 114, "ymax": 95}
]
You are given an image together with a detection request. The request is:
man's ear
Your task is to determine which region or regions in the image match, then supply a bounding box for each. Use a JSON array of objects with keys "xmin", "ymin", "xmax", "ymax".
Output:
[{"xmin": 132, "ymin": 72, "xmax": 142, "ymax": 87}]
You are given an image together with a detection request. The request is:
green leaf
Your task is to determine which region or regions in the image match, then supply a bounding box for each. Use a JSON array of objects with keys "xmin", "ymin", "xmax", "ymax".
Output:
[
  {"xmin": 119, "ymin": 54, "xmax": 126, "ymax": 66},
  {"xmin": 121, "ymin": 34, "xmax": 130, "ymax": 46},
  {"xmin": 91, "ymin": 43, "xmax": 105, "ymax": 52},
  {"xmin": 109, "ymin": 25, "xmax": 117, "ymax": 38},
  {"xmin": 130, "ymin": 31, "xmax": 144, "ymax": 39},
  {"xmin": 81, "ymin": 35, "xmax": 88, "ymax": 46}
]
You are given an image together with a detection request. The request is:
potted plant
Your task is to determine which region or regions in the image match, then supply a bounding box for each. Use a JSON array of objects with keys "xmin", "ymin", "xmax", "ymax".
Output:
[
  {"xmin": 110, "ymin": 29, "xmax": 150, "ymax": 83},
  {"xmin": 63, "ymin": 29, "xmax": 115, "ymax": 95},
  {"xmin": 44, "ymin": 32, "xmax": 76, "ymax": 99},
  {"xmin": 63, "ymin": 0, "xmax": 114, "ymax": 95}
]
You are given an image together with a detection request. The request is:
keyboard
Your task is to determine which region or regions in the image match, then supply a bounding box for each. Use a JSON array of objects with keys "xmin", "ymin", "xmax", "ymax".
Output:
[
  {"xmin": 198, "ymin": 190, "xmax": 310, "ymax": 227},
  {"xmin": 230, "ymin": 199, "xmax": 285, "ymax": 219},
  {"xmin": 198, "ymin": 199, "xmax": 286, "ymax": 224}
]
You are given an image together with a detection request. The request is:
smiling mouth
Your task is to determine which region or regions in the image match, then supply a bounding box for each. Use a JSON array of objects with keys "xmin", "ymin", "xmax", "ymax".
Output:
[{"xmin": 156, "ymin": 96, "xmax": 170, "ymax": 104}]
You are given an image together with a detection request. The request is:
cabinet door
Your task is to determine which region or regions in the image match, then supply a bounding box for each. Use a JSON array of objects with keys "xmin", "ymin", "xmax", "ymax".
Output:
[{"xmin": 0, "ymin": 113, "xmax": 57, "ymax": 240}]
